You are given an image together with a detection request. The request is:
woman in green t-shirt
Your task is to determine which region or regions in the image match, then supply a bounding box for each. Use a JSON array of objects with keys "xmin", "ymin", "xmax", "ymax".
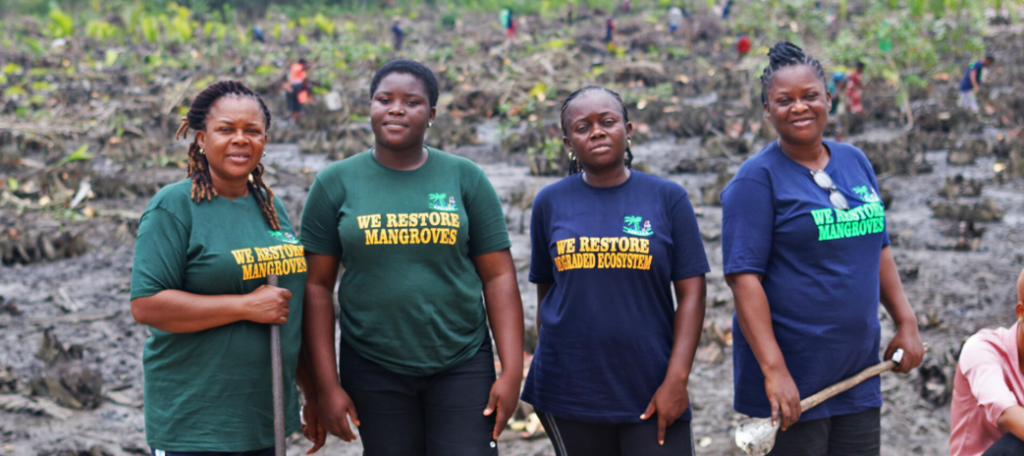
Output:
[
  {"xmin": 301, "ymin": 60, "xmax": 524, "ymax": 456},
  {"xmin": 130, "ymin": 81, "xmax": 324, "ymax": 455}
]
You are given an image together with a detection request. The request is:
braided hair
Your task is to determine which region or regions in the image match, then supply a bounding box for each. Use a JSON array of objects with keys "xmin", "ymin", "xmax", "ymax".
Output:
[
  {"xmin": 559, "ymin": 86, "xmax": 634, "ymax": 175},
  {"xmin": 759, "ymin": 41, "xmax": 827, "ymax": 105},
  {"xmin": 174, "ymin": 80, "xmax": 281, "ymax": 231}
]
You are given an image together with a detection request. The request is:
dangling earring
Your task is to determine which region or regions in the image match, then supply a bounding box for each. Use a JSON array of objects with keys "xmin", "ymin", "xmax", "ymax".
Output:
[
  {"xmin": 263, "ymin": 151, "xmax": 267, "ymax": 158},
  {"xmin": 199, "ymin": 148, "xmax": 205, "ymax": 155},
  {"xmin": 428, "ymin": 121, "xmax": 433, "ymax": 128},
  {"xmin": 248, "ymin": 173, "xmax": 254, "ymax": 183},
  {"xmin": 627, "ymin": 138, "xmax": 632, "ymax": 148}
]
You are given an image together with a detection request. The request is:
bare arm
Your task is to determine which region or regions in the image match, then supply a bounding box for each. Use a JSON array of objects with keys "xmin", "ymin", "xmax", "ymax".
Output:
[
  {"xmin": 971, "ymin": 68, "xmax": 981, "ymax": 92},
  {"xmin": 472, "ymin": 248, "xmax": 525, "ymax": 440},
  {"xmin": 130, "ymin": 286, "xmax": 291, "ymax": 333},
  {"xmin": 726, "ymin": 272, "xmax": 801, "ymax": 429},
  {"xmin": 878, "ymin": 246, "xmax": 925, "ymax": 373},
  {"xmin": 303, "ymin": 252, "xmax": 360, "ymax": 442},
  {"xmin": 998, "ymin": 406, "xmax": 1024, "ymax": 441}
]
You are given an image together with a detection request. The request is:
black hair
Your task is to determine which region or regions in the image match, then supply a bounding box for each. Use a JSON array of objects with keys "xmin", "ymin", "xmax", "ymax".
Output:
[
  {"xmin": 174, "ymin": 80, "xmax": 280, "ymax": 231},
  {"xmin": 559, "ymin": 86, "xmax": 634, "ymax": 175},
  {"xmin": 985, "ymin": 55, "xmax": 996, "ymax": 63},
  {"xmin": 759, "ymin": 41, "xmax": 827, "ymax": 105},
  {"xmin": 369, "ymin": 59, "xmax": 440, "ymax": 107}
]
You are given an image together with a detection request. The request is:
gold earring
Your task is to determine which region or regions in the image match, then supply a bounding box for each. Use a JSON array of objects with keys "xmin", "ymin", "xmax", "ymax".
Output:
[
  {"xmin": 627, "ymin": 138, "xmax": 632, "ymax": 148},
  {"xmin": 199, "ymin": 148, "xmax": 205, "ymax": 155}
]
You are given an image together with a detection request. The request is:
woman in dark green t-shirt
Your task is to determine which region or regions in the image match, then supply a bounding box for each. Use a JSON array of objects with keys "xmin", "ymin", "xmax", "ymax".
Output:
[
  {"xmin": 130, "ymin": 81, "xmax": 324, "ymax": 455},
  {"xmin": 301, "ymin": 60, "xmax": 524, "ymax": 456}
]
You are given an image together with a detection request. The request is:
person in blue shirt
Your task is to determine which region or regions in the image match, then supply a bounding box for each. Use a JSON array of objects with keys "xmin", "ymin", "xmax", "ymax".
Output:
[
  {"xmin": 524, "ymin": 86, "xmax": 709, "ymax": 456},
  {"xmin": 391, "ymin": 20, "xmax": 405, "ymax": 51},
  {"xmin": 721, "ymin": 41, "xmax": 925, "ymax": 456},
  {"xmin": 959, "ymin": 55, "xmax": 995, "ymax": 114}
]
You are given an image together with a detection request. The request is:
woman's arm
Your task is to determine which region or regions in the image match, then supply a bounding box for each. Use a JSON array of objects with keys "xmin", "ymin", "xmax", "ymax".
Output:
[
  {"xmin": 472, "ymin": 248, "xmax": 525, "ymax": 441},
  {"xmin": 640, "ymin": 275, "xmax": 707, "ymax": 445},
  {"xmin": 878, "ymin": 246, "xmax": 924, "ymax": 373},
  {"xmin": 297, "ymin": 341, "xmax": 325, "ymax": 454},
  {"xmin": 130, "ymin": 285, "xmax": 292, "ymax": 333},
  {"xmin": 726, "ymin": 272, "xmax": 802, "ymax": 430},
  {"xmin": 303, "ymin": 252, "xmax": 360, "ymax": 442}
]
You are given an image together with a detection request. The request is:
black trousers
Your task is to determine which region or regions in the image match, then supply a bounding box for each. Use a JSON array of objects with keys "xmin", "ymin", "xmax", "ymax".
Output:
[
  {"xmin": 767, "ymin": 407, "xmax": 880, "ymax": 456},
  {"xmin": 338, "ymin": 340, "xmax": 498, "ymax": 456},
  {"xmin": 983, "ymin": 433, "xmax": 1024, "ymax": 456},
  {"xmin": 536, "ymin": 411, "xmax": 695, "ymax": 456}
]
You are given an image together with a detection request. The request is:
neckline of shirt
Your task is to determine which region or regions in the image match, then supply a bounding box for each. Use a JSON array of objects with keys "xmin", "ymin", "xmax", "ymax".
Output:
[
  {"xmin": 774, "ymin": 140, "xmax": 839, "ymax": 175},
  {"xmin": 368, "ymin": 146, "xmax": 436, "ymax": 174},
  {"xmin": 575, "ymin": 169, "xmax": 638, "ymax": 191}
]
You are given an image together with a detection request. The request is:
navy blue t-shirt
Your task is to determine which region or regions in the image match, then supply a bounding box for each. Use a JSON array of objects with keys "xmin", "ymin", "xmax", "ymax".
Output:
[
  {"xmin": 721, "ymin": 141, "xmax": 890, "ymax": 422},
  {"xmin": 960, "ymin": 61, "xmax": 983, "ymax": 92},
  {"xmin": 523, "ymin": 171, "xmax": 710, "ymax": 423}
]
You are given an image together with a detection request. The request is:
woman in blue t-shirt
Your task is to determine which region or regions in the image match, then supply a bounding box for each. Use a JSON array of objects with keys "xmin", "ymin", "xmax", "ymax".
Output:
[
  {"xmin": 721, "ymin": 41, "xmax": 925, "ymax": 456},
  {"xmin": 524, "ymin": 86, "xmax": 710, "ymax": 455}
]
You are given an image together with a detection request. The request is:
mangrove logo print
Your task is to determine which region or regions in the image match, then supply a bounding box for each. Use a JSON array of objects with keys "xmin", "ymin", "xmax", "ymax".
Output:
[
  {"xmin": 810, "ymin": 199, "xmax": 886, "ymax": 241},
  {"xmin": 622, "ymin": 216, "xmax": 654, "ymax": 237},
  {"xmin": 852, "ymin": 185, "xmax": 880, "ymax": 203},
  {"xmin": 428, "ymin": 193, "xmax": 458, "ymax": 211},
  {"xmin": 268, "ymin": 230, "xmax": 299, "ymax": 244},
  {"xmin": 230, "ymin": 243, "xmax": 307, "ymax": 280}
]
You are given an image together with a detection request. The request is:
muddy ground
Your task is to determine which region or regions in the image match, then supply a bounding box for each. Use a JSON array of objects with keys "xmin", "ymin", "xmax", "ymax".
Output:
[{"xmin": 4, "ymin": 6, "xmax": 1024, "ymax": 456}]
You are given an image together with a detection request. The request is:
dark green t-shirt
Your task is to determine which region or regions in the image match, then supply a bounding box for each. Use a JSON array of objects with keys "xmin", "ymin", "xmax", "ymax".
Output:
[
  {"xmin": 300, "ymin": 148, "xmax": 510, "ymax": 376},
  {"xmin": 130, "ymin": 179, "xmax": 306, "ymax": 452}
]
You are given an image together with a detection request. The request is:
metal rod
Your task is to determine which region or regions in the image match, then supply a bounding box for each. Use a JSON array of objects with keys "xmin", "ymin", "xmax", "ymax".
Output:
[{"xmin": 268, "ymin": 274, "xmax": 286, "ymax": 456}]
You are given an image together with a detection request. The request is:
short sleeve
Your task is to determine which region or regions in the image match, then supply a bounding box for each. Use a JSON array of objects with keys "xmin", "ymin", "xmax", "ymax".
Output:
[
  {"xmin": 465, "ymin": 169, "xmax": 511, "ymax": 256},
  {"xmin": 130, "ymin": 207, "xmax": 189, "ymax": 299},
  {"xmin": 858, "ymin": 150, "xmax": 891, "ymax": 247},
  {"xmin": 669, "ymin": 190, "xmax": 710, "ymax": 281},
  {"xmin": 528, "ymin": 193, "xmax": 553, "ymax": 283},
  {"xmin": 958, "ymin": 336, "xmax": 1020, "ymax": 426},
  {"xmin": 299, "ymin": 177, "xmax": 343, "ymax": 257},
  {"xmin": 722, "ymin": 177, "xmax": 774, "ymax": 275}
]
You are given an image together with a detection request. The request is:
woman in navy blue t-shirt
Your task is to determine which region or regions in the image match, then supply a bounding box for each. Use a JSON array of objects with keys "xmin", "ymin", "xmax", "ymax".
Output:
[
  {"xmin": 721, "ymin": 41, "xmax": 925, "ymax": 456},
  {"xmin": 524, "ymin": 86, "xmax": 709, "ymax": 456}
]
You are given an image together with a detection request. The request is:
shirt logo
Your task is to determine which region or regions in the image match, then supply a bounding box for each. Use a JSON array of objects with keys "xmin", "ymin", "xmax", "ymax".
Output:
[
  {"xmin": 852, "ymin": 185, "xmax": 880, "ymax": 203},
  {"xmin": 428, "ymin": 193, "xmax": 458, "ymax": 212},
  {"xmin": 622, "ymin": 216, "xmax": 654, "ymax": 237},
  {"xmin": 268, "ymin": 230, "xmax": 300, "ymax": 244}
]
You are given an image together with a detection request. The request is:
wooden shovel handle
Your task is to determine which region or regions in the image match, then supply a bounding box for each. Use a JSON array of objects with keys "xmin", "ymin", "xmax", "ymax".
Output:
[
  {"xmin": 799, "ymin": 345, "xmax": 928, "ymax": 413},
  {"xmin": 799, "ymin": 359, "xmax": 896, "ymax": 412}
]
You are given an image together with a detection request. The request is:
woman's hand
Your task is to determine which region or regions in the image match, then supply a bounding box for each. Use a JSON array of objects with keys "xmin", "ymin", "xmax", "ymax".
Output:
[
  {"xmin": 484, "ymin": 373, "xmax": 521, "ymax": 440},
  {"xmin": 302, "ymin": 396, "xmax": 327, "ymax": 454},
  {"xmin": 640, "ymin": 378, "xmax": 690, "ymax": 445},
  {"xmin": 243, "ymin": 285, "xmax": 292, "ymax": 324},
  {"xmin": 319, "ymin": 385, "xmax": 360, "ymax": 443},
  {"xmin": 885, "ymin": 322, "xmax": 925, "ymax": 374},
  {"xmin": 765, "ymin": 367, "xmax": 802, "ymax": 431}
]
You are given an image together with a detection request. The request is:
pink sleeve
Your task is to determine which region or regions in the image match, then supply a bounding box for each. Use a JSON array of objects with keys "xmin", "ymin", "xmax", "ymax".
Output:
[{"xmin": 960, "ymin": 335, "xmax": 1021, "ymax": 426}]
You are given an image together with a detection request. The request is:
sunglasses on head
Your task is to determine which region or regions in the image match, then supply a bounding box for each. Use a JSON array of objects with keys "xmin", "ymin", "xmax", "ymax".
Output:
[{"xmin": 810, "ymin": 170, "xmax": 849, "ymax": 211}]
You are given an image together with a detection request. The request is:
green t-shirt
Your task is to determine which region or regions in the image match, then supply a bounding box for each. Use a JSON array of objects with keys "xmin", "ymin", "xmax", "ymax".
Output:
[
  {"xmin": 130, "ymin": 179, "xmax": 306, "ymax": 452},
  {"xmin": 300, "ymin": 148, "xmax": 511, "ymax": 376}
]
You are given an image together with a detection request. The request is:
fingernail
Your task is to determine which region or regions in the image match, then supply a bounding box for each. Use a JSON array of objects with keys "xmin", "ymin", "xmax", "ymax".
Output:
[
  {"xmin": 659, "ymin": 440, "xmax": 664, "ymax": 445},
  {"xmin": 640, "ymin": 414, "xmax": 646, "ymax": 419}
]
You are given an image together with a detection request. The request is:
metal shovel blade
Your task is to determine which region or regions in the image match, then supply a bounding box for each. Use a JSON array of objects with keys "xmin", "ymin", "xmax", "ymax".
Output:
[{"xmin": 735, "ymin": 417, "xmax": 780, "ymax": 456}]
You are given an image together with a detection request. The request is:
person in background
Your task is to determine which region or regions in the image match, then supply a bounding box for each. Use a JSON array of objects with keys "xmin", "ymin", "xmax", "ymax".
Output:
[
  {"xmin": 828, "ymin": 71, "xmax": 846, "ymax": 141},
  {"xmin": 959, "ymin": 55, "xmax": 995, "ymax": 114},
  {"xmin": 736, "ymin": 34, "xmax": 751, "ymax": 58},
  {"xmin": 621, "ymin": 0, "xmax": 631, "ymax": 14},
  {"xmin": 500, "ymin": 7, "xmax": 516, "ymax": 38},
  {"xmin": 722, "ymin": 0, "xmax": 734, "ymax": 19},
  {"xmin": 567, "ymin": 2, "xmax": 574, "ymax": 25},
  {"xmin": 722, "ymin": 41, "xmax": 924, "ymax": 456},
  {"xmin": 668, "ymin": 6, "xmax": 683, "ymax": 34},
  {"xmin": 605, "ymin": 16, "xmax": 615, "ymax": 44},
  {"xmin": 391, "ymin": 20, "xmax": 405, "ymax": 51},
  {"xmin": 252, "ymin": 25, "xmax": 265, "ymax": 43},
  {"xmin": 949, "ymin": 267, "xmax": 1024, "ymax": 456},
  {"xmin": 287, "ymin": 58, "xmax": 311, "ymax": 124},
  {"xmin": 844, "ymin": 61, "xmax": 864, "ymax": 117}
]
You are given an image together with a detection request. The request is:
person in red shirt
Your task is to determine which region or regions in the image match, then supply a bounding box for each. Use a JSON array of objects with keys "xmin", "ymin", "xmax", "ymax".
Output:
[
  {"xmin": 949, "ymin": 267, "xmax": 1024, "ymax": 456},
  {"xmin": 844, "ymin": 61, "xmax": 864, "ymax": 115},
  {"xmin": 286, "ymin": 58, "xmax": 311, "ymax": 123},
  {"xmin": 737, "ymin": 34, "xmax": 751, "ymax": 58}
]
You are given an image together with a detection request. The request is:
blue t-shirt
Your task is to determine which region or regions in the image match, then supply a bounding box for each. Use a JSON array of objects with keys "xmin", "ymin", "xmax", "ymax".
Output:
[
  {"xmin": 960, "ymin": 61, "xmax": 983, "ymax": 92},
  {"xmin": 721, "ymin": 141, "xmax": 890, "ymax": 422},
  {"xmin": 523, "ymin": 171, "xmax": 710, "ymax": 423}
]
